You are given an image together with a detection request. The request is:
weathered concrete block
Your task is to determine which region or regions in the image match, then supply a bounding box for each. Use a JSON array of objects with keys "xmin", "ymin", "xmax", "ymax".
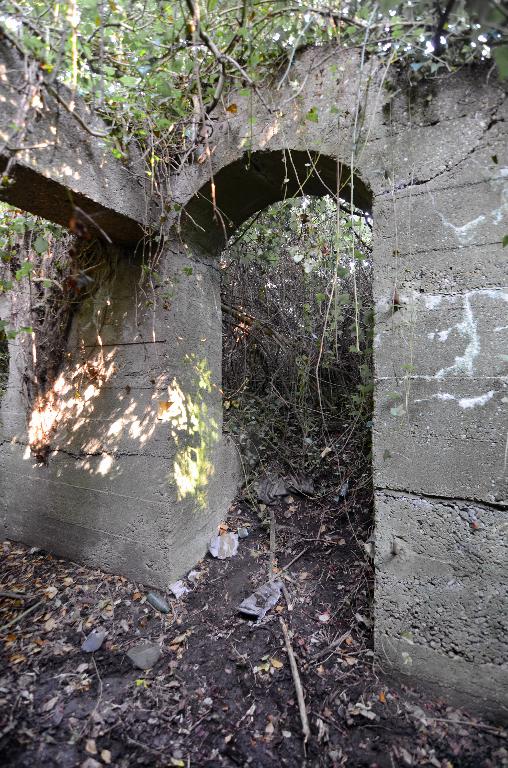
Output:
[
  {"xmin": 0, "ymin": 39, "xmax": 150, "ymax": 242},
  {"xmin": 375, "ymin": 288, "xmax": 508, "ymax": 379},
  {"xmin": 375, "ymin": 491, "xmax": 508, "ymax": 716},
  {"xmin": 0, "ymin": 244, "xmax": 241, "ymax": 587}
]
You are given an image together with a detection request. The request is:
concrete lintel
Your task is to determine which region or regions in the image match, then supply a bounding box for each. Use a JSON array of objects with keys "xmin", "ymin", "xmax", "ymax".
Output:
[{"xmin": 0, "ymin": 38, "xmax": 148, "ymax": 243}]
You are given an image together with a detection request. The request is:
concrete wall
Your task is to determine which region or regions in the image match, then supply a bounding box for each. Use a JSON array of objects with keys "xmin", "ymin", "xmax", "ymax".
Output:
[
  {"xmin": 168, "ymin": 48, "xmax": 507, "ymax": 717},
  {"xmin": 0, "ymin": 39, "xmax": 149, "ymax": 243},
  {"xmin": 0, "ymin": 242, "xmax": 240, "ymax": 586},
  {"xmin": 0, "ymin": 40, "xmax": 506, "ymax": 716},
  {"xmin": 371, "ymin": 79, "xmax": 507, "ymax": 718}
]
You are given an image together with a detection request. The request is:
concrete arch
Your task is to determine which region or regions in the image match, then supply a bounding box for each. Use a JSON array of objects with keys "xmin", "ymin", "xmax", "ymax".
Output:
[{"xmin": 1, "ymin": 42, "xmax": 507, "ymax": 716}]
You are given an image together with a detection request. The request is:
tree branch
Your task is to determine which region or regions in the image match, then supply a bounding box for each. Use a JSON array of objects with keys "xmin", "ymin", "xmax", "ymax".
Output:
[{"xmin": 432, "ymin": 0, "xmax": 456, "ymax": 56}]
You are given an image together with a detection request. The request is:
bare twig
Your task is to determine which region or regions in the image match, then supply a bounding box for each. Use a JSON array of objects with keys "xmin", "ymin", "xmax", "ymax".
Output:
[
  {"xmin": 0, "ymin": 590, "xmax": 33, "ymax": 600},
  {"xmin": 184, "ymin": 0, "xmax": 272, "ymax": 113},
  {"xmin": 269, "ymin": 507, "xmax": 277, "ymax": 581},
  {"xmin": 282, "ymin": 547, "xmax": 309, "ymax": 572},
  {"xmin": 310, "ymin": 630, "xmax": 351, "ymax": 663},
  {"xmin": 46, "ymin": 84, "xmax": 110, "ymax": 139},
  {"xmin": 280, "ymin": 618, "xmax": 311, "ymax": 746},
  {"xmin": 432, "ymin": 0, "xmax": 456, "ymax": 56},
  {"xmin": 0, "ymin": 599, "xmax": 43, "ymax": 634}
]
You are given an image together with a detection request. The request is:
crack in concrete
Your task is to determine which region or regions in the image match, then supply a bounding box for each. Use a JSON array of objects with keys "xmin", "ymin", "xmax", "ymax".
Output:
[
  {"xmin": 376, "ymin": 487, "xmax": 507, "ymax": 512},
  {"xmin": 0, "ymin": 440, "xmax": 175, "ymax": 462},
  {"xmin": 375, "ymin": 107, "xmax": 505, "ymax": 198}
]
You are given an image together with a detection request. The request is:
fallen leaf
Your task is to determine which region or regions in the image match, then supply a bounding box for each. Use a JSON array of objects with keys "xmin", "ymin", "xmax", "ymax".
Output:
[
  {"xmin": 157, "ymin": 400, "xmax": 174, "ymax": 420},
  {"xmin": 44, "ymin": 586, "xmax": 58, "ymax": 599},
  {"xmin": 44, "ymin": 617, "xmax": 57, "ymax": 632},
  {"xmin": 101, "ymin": 749, "xmax": 112, "ymax": 764},
  {"xmin": 226, "ymin": 103, "xmax": 238, "ymax": 114},
  {"xmin": 100, "ymin": 601, "xmax": 114, "ymax": 619},
  {"xmin": 265, "ymin": 721, "xmax": 274, "ymax": 735},
  {"xmin": 254, "ymin": 661, "xmax": 271, "ymax": 674},
  {"xmin": 349, "ymin": 701, "xmax": 377, "ymax": 721},
  {"xmin": 85, "ymin": 738, "xmax": 97, "ymax": 755},
  {"xmin": 171, "ymin": 633, "xmax": 189, "ymax": 645},
  {"xmin": 9, "ymin": 654, "xmax": 26, "ymax": 664},
  {"xmin": 379, "ymin": 690, "xmax": 386, "ymax": 704},
  {"xmin": 270, "ymin": 658, "xmax": 283, "ymax": 669},
  {"xmin": 42, "ymin": 696, "xmax": 58, "ymax": 712},
  {"xmin": 132, "ymin": 591, "xmax": 142, "ymax": 601}
]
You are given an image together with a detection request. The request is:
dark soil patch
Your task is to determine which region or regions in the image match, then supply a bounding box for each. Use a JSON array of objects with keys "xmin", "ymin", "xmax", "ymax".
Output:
[{"xmin": 0, "ymin": 490, "xmax": 506, "ymax": 767}]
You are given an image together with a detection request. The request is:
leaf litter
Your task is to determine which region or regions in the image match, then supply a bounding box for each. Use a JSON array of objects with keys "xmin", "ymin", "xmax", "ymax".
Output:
[{"xmin": 0, "ymin": 481, "xmax": 506, "ymax": 768}]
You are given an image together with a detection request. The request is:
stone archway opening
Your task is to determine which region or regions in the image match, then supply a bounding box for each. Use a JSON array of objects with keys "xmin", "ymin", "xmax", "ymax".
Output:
[
  {"xmin": 219, "ymin": 191, "xmax": 374, "ymax": 488},
  {"xmin": 180, "ymin": 148, "xmax": 373, "ymax": 462}
]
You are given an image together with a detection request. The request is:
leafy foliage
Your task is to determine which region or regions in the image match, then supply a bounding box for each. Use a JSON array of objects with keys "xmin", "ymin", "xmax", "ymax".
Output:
[
  {"xmin": 0, "ymin": 0, "xmax": 506, "ymax": 165},
  {"xmin": 221, "ymin": 195, "xmax": 373, "ymax": 473}
]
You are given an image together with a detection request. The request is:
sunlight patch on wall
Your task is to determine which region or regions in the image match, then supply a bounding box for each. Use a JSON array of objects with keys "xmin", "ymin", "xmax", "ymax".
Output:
[{"xmin": 165, "ymin": 355, "xmax": 219, "ymax": 511}]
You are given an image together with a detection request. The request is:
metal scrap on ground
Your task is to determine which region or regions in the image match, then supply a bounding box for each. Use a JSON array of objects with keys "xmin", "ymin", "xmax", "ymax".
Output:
[{"xmin": 238, "ymin": 579, "xmax": 283, "ymax": 620}]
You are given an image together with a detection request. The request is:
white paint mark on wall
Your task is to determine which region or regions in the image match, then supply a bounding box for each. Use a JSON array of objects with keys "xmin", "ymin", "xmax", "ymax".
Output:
[
  {"xmin": 441, "ymin": 214, "xmax": 486, "ymax": 244},
  {"xmin": 425, "ymin": 295, "xmax": 442, "ymax": 310},
  {"xmin": 437, "ymin": 182, "xmax": 508, "ymax": 244},
  {"xmin": 415, "ymin": 390, "xmax": 496, "ymax": 409},
  {"xmin": 427, "ymin": 288, "xmax": 508, "ymax": 381},
  {"xmin": 434, "ymin": 293, "xmax": 479, "ymax": 380},
  {"xmin": 481, "ymin": 288, "xmax": 508, "ymax": 303},
  {"xmin": 458, "ymin": 391, "xmax": 495, "ymax": 409}
]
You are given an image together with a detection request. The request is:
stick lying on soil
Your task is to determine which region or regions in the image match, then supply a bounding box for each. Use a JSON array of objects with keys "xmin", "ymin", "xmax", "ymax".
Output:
[
  {"xmin": 280, "ymin": 617, "xmax": 311, "ymax": 746},
  {"xmin": 0, "ymin": 590, "xmax": 33, "ymax": 600},
  {"xmin": 310, "ymin": 630, "xmax": 351, "ymax": 663},
  {"xmin": 0, "ymin": 599, "xmax": 43, "ymax": 634}
]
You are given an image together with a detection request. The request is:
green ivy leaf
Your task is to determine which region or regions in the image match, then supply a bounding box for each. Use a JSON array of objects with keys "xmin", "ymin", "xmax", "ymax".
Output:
[
  {"xmin": 33, "ymin": 236, "xmax": 49, "ymax": 255},
  {"xmin": 15, "ymin": 261, "xmax": 34, "ymax": 280}
]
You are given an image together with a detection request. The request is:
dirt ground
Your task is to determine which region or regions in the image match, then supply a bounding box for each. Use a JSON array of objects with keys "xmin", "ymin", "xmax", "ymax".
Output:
[{"xmin": 0, "ymin": 487, "xmax": 506, "ymax": 768}]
